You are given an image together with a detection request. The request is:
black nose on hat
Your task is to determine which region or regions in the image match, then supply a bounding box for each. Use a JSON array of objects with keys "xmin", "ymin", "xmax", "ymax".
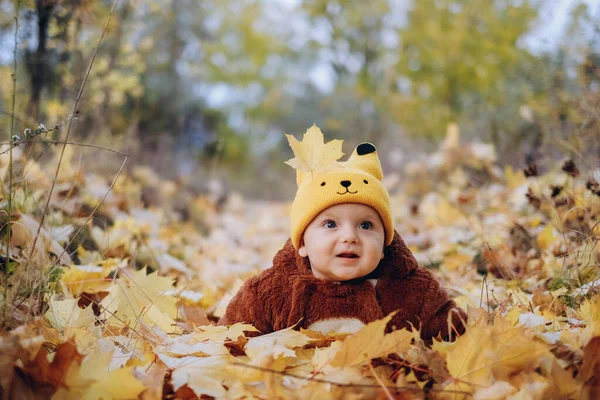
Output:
[{"xmin": 340, "ymin": 180, "xmax": 351, "ymax": 188}]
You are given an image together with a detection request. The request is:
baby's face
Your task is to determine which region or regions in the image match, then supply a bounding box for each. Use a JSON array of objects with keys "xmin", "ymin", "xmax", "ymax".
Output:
[{"xmin": 298, "ymin": 203, "xmax": 385, "ymax": 281}]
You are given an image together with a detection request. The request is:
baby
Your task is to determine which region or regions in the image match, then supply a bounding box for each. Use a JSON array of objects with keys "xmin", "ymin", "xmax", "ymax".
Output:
[{"xmin": 219, "ymin": 129, "xmax": 466, "ymax": 340}]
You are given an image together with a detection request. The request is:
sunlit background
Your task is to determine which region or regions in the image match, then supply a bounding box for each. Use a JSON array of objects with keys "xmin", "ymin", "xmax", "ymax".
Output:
[{"xmin": 1, "ymin": 0, "xmax": 599, "ymax": 198}]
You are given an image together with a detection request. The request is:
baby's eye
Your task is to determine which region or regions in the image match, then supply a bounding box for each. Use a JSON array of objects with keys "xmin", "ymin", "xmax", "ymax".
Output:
[
  {"xmin": 324, "ymin": 220, "xmax": 337, "ymax": 229},
  {"xmin": 359, "ymin": 221, "xmax": 373, "ymax": 230}
]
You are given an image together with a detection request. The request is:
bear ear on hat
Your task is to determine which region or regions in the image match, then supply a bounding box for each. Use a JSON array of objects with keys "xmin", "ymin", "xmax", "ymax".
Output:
[
  {"xmin": 356, "ymin": 143, "xmax": 377, "ymax": 155},
  {"xmin": 345, "ymin": 142, "xmax": 383, "ymax": 180}
]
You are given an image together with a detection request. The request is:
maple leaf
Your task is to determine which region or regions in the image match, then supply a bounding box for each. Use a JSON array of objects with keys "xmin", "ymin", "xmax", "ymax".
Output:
[
  {"xmin": 550, "ymin": 359, "xmax": 581, "ymax": 399},
  {"xmin": 444, "ymin": 315, "xmax": 552, "ymax": 394},
  {"xmin": 580, "ymin": 296, "xmax": 600, "ymax": 340},
  {"xmin": 191, "ymin": 323, "xmax": 258, "ymax": 343},
  {"xmin": 158, "ymin": 354, "xmax": 234, "ymax": 398},
  {"xmin": 101, "ymin": 267, "xmax": 178, "ymax": 333},
  {"xmin": 45, "ymin": 296, "xmax": 96, "ymax": 333},
  {"xmin": 244, "ymin": 327, "xmax": 312, "ymax": 360},
  {"xmin": 44, "ymin": 296, "xmax": 104, "ymax": 353},
  {"xmin": 231, "ymin": 328, "xmax": 313, "ymax": 383},
  {"xmin": 536, "ymin": 225, "xmax": 558, "ymax": 250},
  {"xmin": 52, "ymin": 351, "xmax": 145, "ymax": 400},
  {"xmin": 25, "ymin": 340, "xmax": 84, "ymax": 388},
  {"xmin": 285, "ymin": 124, "xmax": 344, "ymax": 176},
  {"xmin": 156, "ymin": 334, "xmax": 229, "ymax": 357},
  {"xmin": 60, "ymin": 259, "xmax": 124, "ymax": 297},
  {"xmin": 330, "ymin": 312, "xmax": 414, "ymax": 367}
]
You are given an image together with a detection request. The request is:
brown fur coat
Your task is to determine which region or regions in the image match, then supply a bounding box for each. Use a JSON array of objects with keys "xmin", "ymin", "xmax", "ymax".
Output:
[{"xmin": 219, "ymin": 231, "xmax": 466, "ymax": 340}]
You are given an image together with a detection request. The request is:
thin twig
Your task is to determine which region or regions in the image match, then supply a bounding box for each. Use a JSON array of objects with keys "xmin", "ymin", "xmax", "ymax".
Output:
[
  {"xmin": 230, "ymin": 362, "xmax": 472, "ymax": 395},
  {"xmin": 484, "ymin": 242, "xmax": 512, "ymax": 281},
  {"xmin": 20, "ymin": 0, "xmax": 121, "ymax": 275},
  {"xmin": 48, "ymin": 148, "xmax": 128, "ymax": 270},
  {"xmin": 369, "ymin": 361, "xmax": 395, "ymax": 400},
  {"xmin": 0, "ymin": 109, "xmax": 28, "ymax": 128},
  {"xmin": 0, "ymin": 139, "xmax": 130, "ymax": 157}
]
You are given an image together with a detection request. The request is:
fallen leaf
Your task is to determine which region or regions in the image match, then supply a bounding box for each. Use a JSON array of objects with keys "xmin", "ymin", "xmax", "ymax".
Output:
[
  {"xmin": 580, "ymin": 336, "xmax": 600, "ymax": 400},
  {"xmin": 331, "ymin": 312, "xmax": 413, "ymax": 367},
  {"xmin": 550, "ymin": 358, "xmax": 581, "ymax": 399},
  {"xmin": 101, "ymin": 267, "xmax": 178, "ymax": 332},
  {"xmin": 24, "ymin": 339, "xmax": 83, "ymax": 388},
  {"xmin": 537, "ymin": 225, "xmax": 558, "ymax": 250},
  {"xmin": 52, "ymin": 351, "xmax": 145, "ymax": 400},
  {"xmin": 244, "ymin": 327, "xmax": 312, "ymax": 360},
  {"xmin": 192, "ymin": 323, "xmax": 258, "ymax": 343},
  {"xmin": 158, "ymin": 354, "xmax": 234, "ymax": 398}
]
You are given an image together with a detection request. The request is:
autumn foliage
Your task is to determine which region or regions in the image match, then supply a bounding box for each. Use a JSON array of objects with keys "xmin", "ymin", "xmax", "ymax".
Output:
[{"xmin": 1, "ymin": 129, "xmax": 600, "ymax": 399}]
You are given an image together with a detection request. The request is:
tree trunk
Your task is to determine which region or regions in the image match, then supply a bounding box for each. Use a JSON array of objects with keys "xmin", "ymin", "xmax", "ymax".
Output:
[{"xmin": 27, "ymin": 0, "xmax": 55, "ymax": 122}]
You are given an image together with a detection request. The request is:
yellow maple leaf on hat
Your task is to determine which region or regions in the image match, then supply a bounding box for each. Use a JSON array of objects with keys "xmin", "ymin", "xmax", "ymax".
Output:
[{"xmin": 285, "ymin": 124, "xmax": 344, "ymax": 177}]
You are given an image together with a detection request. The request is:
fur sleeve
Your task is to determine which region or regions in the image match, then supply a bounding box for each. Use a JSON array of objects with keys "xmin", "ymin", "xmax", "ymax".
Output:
[
  {"xmin": 217, "ymin": 277, "xmax": 273, "ymax": 335},
  {"xmin": 418, "ymin": 270, "xmax": 467, "ymax": 341}
]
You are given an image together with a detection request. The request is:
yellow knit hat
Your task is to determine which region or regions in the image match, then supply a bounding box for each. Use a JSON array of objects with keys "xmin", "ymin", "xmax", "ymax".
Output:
[{"xmin": 287, "ymin": 127, "xmax": 393, "ymax": 249}]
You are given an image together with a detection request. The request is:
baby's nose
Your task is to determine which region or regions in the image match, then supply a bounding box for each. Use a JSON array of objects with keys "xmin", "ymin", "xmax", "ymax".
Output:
[{"xmin": 340, "ymin": 180, "xmax": 351, "ymax": 188}]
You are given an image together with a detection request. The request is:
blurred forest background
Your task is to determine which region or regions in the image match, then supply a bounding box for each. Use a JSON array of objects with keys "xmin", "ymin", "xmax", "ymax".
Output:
[{"xmin": 1, "ymin": 0, "xmax": 599, "ymax": 199}]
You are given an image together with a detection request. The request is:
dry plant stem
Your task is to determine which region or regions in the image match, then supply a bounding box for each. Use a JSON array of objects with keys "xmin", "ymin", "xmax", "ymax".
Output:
[
  {"xmin": 4, "ymin": 0, "xmax": 21, "ymax": 325},
  {"xmin": 369, "ymin": 361, "xmax": 395, "ymax": 400},
  {"xmin": 0, "ymin": 110, "xmax": 28, "ymax": 128},
  {"xmin": 0, "ymin": 140, "xmax": 130, "ymax": 157},
  {"xmin": 230, "ymin": 363, "xmax": 471, "ymax": 395},
  {"xmin": 20, "ymin": 0, "xmax": 121, "ymax": 278},
  {"xmin": 49, "ymin": 147, "xmax": 128, "ymax": 270},
  {"xmin": 484, "ymin": 242, "xmax": 512, "ymax": 280}
]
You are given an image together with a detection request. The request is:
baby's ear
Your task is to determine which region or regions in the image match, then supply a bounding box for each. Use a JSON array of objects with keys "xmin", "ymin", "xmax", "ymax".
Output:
[
  {"xmin": 298, "ymin": 237, "xmax": 308, "ymax": 257},
  {"xmin": 345, "ymin": 142, "xmax": 383, "ymax": 180}
]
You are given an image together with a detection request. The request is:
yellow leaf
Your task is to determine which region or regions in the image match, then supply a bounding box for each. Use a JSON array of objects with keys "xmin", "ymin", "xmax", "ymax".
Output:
[
  {"xmin": 191, "ymin": 323, "xmax": 258, "ymax": 343},
  {"xmin": 60, "ymin": 264, "xmax": 114, "ymax": 297},
  {"xmin": 285, "ymin": 124, "xmax": 344, "ymax": 175},
  {"xmin": 528, "ymin": 216, "xmax": 542, "ymax": 228},
  {"xmin": 504, "ymin": 165, "xmax": 526, "ymax": 188},
  {"xmin": 442, "ymin": 252, "xmax": 471, "ymax": 271},
  {"xmin": 101, "ymin": 267, "xmax": 178, "ymax": 332},
  {"xmin": 504, "ymin": 306, "xmax": 523, "ymax": 325},
  {"xmin": 445, "ymin": 315, "xmax": 552, "ymax": 394},
  {"xmin": 157, "ymin": 354, "xmax": 234, "ymax": 398},
  {"xmin": 244, "ymin": 327, "xmax": 312, "ymax": 360},
  {"xmin": 488, "ymin": 316, "xmax": 552, "ymax": 381},
  {"xmin": 157, "ymin": 336, "xmax": 229, "ymax": 357},
  {"xmin": 537, "ymin": 225, "xmax": 558, "ymax": 251},
  {"xmin": 45, "ymin": 297, "xmax": 96, "ymax": 332},
  {"xmin": 550, "ymin": 359, "xmax": 581, "ymax": 398},
  {"xmin": 330, "ymin": 312, "xmax": 413, "ymax": 367},
  {"xmin": 445, "ymin": 317, "xmax": 494, "ymax": 393},
  {"xmin": 405, "ymin": 370, "xmax": 427, "ymax": 389},
  {"xmin": 579, "ymin": 296, "xmax": 600, "ymax": 339},
  {"xmin": 52, "ymin": 352, "xmax": 145, "ymax": 400}
]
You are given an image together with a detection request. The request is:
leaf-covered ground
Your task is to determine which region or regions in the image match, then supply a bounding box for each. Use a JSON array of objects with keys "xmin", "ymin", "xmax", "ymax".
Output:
[{"xmin": 1, "ymin": 134, "xmax": 600, "ymax": 399}]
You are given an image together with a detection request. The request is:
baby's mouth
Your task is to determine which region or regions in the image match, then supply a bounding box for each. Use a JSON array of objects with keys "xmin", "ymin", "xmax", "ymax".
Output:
[{"xmin": 337, "ymin": 252, "xmax": 359, "ymax": 259}]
